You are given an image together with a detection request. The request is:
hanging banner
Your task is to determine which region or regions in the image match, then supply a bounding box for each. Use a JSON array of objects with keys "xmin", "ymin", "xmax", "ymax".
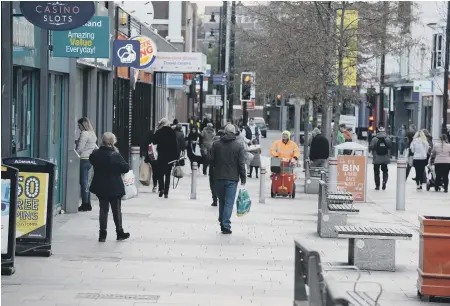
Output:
[
  {"xmin": 113, "ymin": 40, "xmax": 141, "ymax": 67},
  {"xmin": 1, "ymin": 165, "xmax": 19, "ymax": 275},
  {"xmin": 2, "ymin": 158, "xmax": 55, "ymax": 257},
  {"xmin": 336, "ymin": 10, "xmax": 358, "ymax": 87},
  {"xmin": 337, "ymin": 155, "xmax": 366, "ymax": 202},
  {"xmin": 52, "ymin": 16, "xmax": 110, "ymax": 58}
]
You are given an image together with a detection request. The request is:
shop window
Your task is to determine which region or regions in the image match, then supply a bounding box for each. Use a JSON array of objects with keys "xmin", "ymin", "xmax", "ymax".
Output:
[
  {"xmin": 152, "ymin": 1, "xmax": 169, "ymax": 19},
  {"xmin": 52, "ymin": 75, "xmax": 63, "ymax": 144},
  {"xmin": 432, "ymin": 33, "xmax": 443, "ymax": 69}
]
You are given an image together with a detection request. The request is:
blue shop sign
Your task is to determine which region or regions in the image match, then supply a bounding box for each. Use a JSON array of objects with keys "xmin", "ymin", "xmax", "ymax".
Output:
[
  {"xmin": 166, "ymin": 74, "xmax": 184, "ymax": 89},
  {"xmin": 52, "ymin": 16, "xmax": 110, "ymax": 59},
  {"xmin": 113, "ymin": 40, "xmax": 141, "ymax": 68},
  {"xmin": 19, "ymin": 1, "xmax": 96, "ymax": 31}
]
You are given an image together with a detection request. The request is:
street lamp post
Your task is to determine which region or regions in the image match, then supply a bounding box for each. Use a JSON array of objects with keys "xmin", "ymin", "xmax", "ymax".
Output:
[{"xmin": 442, "ymin": 2, "xmax": 450, "ymax": 135}]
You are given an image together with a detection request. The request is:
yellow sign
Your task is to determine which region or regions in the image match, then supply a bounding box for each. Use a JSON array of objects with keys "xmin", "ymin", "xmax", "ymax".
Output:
[
  {"xmin": 16, "ymin": 172, "xmax": 49, "ymax": 239},
  {"xmin": 336, "ymin": 10, "xmax": 358, "ymax": 87}
]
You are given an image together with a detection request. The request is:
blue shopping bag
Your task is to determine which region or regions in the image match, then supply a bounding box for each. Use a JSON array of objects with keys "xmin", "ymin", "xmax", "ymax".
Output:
[{"xmin": 236, "ymin": 188, "xmax": 251, "ymax": 216}]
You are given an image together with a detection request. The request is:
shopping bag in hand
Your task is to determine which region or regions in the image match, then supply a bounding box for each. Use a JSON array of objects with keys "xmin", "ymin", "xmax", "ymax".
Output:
[
  {"xmin": 236, "ymin": 188, "xmax": 251, "ymax": 216},
  {"xmin": 148, "ymin": 144, "xmax": 158, "ymax": 161},
  {"xmin": 122, "ymin": 170, "xmax": 138, "ymax": 200},
  {"xmin": 139, "ymin": 161, "xmax": 151, "ymax": 186}
]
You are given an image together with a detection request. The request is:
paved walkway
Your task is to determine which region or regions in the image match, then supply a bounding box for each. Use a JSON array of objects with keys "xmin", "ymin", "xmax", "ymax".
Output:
[{"xmin": 2, "ymin": 155, "xmax": 449, "ymax": 306}]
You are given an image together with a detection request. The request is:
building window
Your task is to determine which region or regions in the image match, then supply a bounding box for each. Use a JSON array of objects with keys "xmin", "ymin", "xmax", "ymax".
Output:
[
  {"xmin": 432, "ymin": 33, "xmax": 444, "ymax": 69},
  {"xmin": 152, "ymin": 1, "xmax": 169, "ymax": 19}
]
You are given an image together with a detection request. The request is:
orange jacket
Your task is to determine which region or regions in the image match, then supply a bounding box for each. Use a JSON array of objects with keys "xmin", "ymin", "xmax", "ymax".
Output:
[{"xmin": 270, "ymin": 139, "xmax": 300, "ymax": 159}]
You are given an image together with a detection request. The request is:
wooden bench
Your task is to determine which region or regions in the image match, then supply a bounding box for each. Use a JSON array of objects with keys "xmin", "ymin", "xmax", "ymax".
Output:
[
  {"xmin": 294, "ymin": 239, "xmax": 383, "ymax": 306},
  {"xmin": 335, "ymin": 226, "xmax": 413, "ymax": 272},
  {"xmin": 317, "ymin": 181, "xmax": 359, "ymax": 238}
]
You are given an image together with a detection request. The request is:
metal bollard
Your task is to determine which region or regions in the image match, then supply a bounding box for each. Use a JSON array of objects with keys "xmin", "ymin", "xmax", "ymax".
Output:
[
  {"xmin": 191, "ymin": 162, "xmax": 197, "ymax": 200},
  {"xmin": 328, "ymin": 157, "xmax": 338, "ymax": 192},
  {"xmin": 130, "ymin": 146, "xmax": 140, "ymax": 194},
  {"xmin": 259, "ymin": 167, "xmax": 266, "ymax": 204},
  {"xmin": 396, "ymin": 158, "xmax": 407, "ymax": 211}
]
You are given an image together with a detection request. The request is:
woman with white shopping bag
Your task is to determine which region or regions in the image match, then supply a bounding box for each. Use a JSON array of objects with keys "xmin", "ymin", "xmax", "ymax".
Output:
[
  {"xmin": 187, "ymin": 126, "xmax": 203, "ymax": 171},
  {"xmin": 89, "ymin": 132, "xmax": 131, "ymax": 242}
]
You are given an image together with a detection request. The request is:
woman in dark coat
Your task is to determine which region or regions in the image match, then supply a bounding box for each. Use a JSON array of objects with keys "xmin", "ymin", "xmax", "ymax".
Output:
[
  {"xmin": 187, "ymin": 126, "xmax": 203, "ymax": 170},
  {"xmin": 89, "ymin": 132, "xmax": 130, "ymax": 242},
  {"xmin": 153, "ymin": 118, "xmax": 179, "ymax": 198}
]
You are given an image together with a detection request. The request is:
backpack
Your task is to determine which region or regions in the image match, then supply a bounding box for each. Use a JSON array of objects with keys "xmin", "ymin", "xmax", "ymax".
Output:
[{"xmin": 375, "ymin": 138, "xmax": 388, "ymax": 155}]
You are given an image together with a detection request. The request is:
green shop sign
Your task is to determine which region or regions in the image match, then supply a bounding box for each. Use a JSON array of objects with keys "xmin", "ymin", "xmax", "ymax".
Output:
[{"xmin": 52, "ymin": 16, "xmax": 110, "ymax": 58}]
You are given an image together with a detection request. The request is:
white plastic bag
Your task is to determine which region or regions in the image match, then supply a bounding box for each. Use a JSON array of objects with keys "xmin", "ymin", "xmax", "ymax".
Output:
[
  {"xmin": 122, "ymin": 170, "xmax": 138, "ymax": 200},
  {"xmin": 148, "ymin": 144, "xmax": 158, "ymax": 161},
  {"xmin": 193, "ymin": 144, "xmax": 202, "ymax": 157}
]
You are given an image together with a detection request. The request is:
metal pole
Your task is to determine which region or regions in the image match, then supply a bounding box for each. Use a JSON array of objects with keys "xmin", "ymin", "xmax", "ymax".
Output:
[
  {"xmin": 328, "ymin": 157, "xmax": 338, "ymax": 192},
  {"xmin": 442, "ymin": 1, "xmax": 450, "ymax": 135},
  {"xmin": 223, "ymin": 1, "xmax": 231, "ymax": 127},
  {"xmin": 294, "ymin": 102, "xmax": 301, "ymax": 145},
  {"xmin": 199, "ymin": 74, "xmax": 204, "ymax": 121},
  {"xmin": 191, "ymin": 162, "xmax": 198, "ymax": 199},
  {"xmin": 378, "ymin": 1, "xmax": 388, "ymax": 128},
  {"xmin": 130, "ymin": 146, "xmax": 140, "ymax": 194},
  {"xmin": 228, "ymin": 1, "xmax": 236, "ymax": 122},
  {"xmin": 396, "ymin": 158, "xmax": 406, "ymax": 211},
  {"xmin": 259, "ymin": 167, "xmax": 266, "ymax": 204},
  {"xmin": 281, "ymin": 99, "xmax": 286, "ymax": 131}
]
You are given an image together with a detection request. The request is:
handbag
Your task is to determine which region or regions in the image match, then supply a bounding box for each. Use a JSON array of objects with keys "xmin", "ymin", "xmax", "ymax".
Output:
[
  {"xmin": 122, "ymin": 170, "xmax": 138, "ymax": 200},
  {"xmin": 148, "ymin": 144, "xmax": 158, "ymax": 161},
  {"xmin": 246, "ymin": 152, "xmax": 254, "ymax": 166},
  {"xmin": 172, "ymin": 162, "xmax": 184, "ymax": 189},
  {"xmin": 236, "ymin": 187, "xmax": 251, "ymax": 216},
  {"xmin": 193, "ymin": 143, "xmax": 202, "ymax": 157},
  {"xmin": 139, "ymin": 161, "xmax": 151, "ymax": 186}
]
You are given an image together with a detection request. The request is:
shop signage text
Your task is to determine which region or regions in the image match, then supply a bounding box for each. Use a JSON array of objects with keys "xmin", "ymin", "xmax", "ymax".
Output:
[
  {"xmin": 152, "ymin": 52, "xmax": 207, "ymax": 73},
  {"xmin": 19, "ymin": 1, "xmax": 96, "ymax": 31},
  {"xmin": 130, "ymin": 36, "xmax": 158, "ymax": 69},
  {"xmin": 52, "ymin": 16, "xmax": 110, "ymax": 59}
]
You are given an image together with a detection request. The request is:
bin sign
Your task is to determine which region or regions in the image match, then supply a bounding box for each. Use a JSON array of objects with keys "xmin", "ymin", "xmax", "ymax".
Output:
[
  {"xmin": 336, "ymin": 155, "xmax": 366, "ymax": 202},
  {"xmin": 19, "ymin": 1, "xmax": 96, "ymax": 31},
  {"xmin": 1, "ymin": 165, "xmax": 19, "ymax": 275},
  {"xmin": 2, "ymin": 157, "xmax": 56, "ymax": 257},
  {"xmin": 130, "ymin": 35, "xmax": 157, "ymax": 69}
]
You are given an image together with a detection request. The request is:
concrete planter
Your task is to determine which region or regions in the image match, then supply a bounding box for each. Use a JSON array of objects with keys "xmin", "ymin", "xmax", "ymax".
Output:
[{"xmin": 417, "ymin": 215, "xmax": 450, "ymax": 298}]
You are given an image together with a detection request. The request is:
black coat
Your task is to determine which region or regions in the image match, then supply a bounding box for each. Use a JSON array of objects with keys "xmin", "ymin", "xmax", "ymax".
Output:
[
  {"xmin": 89, "ymin": 146, "xmax": 129, "ymax": 200},
  {"xmin": 174, "ymin": 128, "xmax": 186, "ymax": 154},
  {"xmin": 187, "ymin": 132, "xmax": 202, "ymax": 163},
  {"xmin": 153, "ymin": 126, "xmax": 179, "ymax": 165},
  {"xmin": 201, "ymin": 118, "xmax": 214, "ymax": 130},
  {"xmin": 309, "ymin": 134, "xmax": 330, "ymax": 160}
]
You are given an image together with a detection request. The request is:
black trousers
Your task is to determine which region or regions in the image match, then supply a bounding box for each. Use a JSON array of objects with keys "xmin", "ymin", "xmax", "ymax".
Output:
[
  {"xmin": 99, "ymin": 198, "xmax": 123, "ymax": 232},
  {"xmin": 435, "ymin": 163, "xmax": 450, "ymax": 191},
  {"xmin": 413, "ymin": 159, "xmax": 428, "ymax": 185},
  {"xmin": 373, "ymin": 164, "xmax": 388, "ymax": 187},
  {"xmin": 249, "ymin": 166, "xmax": 259, "ymax": 177},
  {"xmin": 209, "ymin": 167, "xmax": 217, "ymax": 202},
  {"xmin": 158, "ymin": 163, "xmax": 173, "ymax": 194},
  {"xmin": 149, "ymin": 160, "xmax": 158, "ymax": 188}
]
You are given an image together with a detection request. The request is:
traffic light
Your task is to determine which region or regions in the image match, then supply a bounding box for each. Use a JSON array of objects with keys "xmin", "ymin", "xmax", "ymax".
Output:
[
  {"xmin": 276, "ymin": 94, "xmax": 281, "ymax": 106},
  {"xmin": 241, "ymin": 73, "xmax": 252, "ymax": 101},
  {"xmin": 368, "ymin": 116, "xmax": 374, "ymax": 132}
]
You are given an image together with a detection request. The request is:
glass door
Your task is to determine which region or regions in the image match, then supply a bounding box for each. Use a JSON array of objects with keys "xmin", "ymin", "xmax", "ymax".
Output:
[{"xmin": 48, "ymin": 74, "xmax": 66, "ymax": 207}]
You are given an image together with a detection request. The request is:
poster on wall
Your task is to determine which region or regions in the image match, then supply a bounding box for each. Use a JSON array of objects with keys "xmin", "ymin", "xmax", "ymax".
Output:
[
  {"xmin": 337, "ymin": 155, "xmax": 366, "ymax": 202},
  {"xmin": 16, "ymin": 172, "xmax": 49, "ymax": 239},
  {"xmin": 1, "ymin": 178, "xmax": 11, "ymax": 254}
]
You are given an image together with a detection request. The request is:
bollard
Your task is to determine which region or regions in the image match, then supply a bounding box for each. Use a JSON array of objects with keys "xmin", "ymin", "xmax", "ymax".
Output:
[
  {"xmin": 130, "ymin": 146, "xmax": 140, "ymax": 194},
  {"xmin": 191, "ymin": 162, "xmax": 198, "ymax": 200},
  {"xmin": 328, "ymin": 157, "xmax": 338, "ymax": 192},
  {"xmin": 259, "ymin": 167, "xmax": 266, "ymax": 204},
  {"xmin": 396, "ymin": 158, "xmax": 407, "ymax": 211}
]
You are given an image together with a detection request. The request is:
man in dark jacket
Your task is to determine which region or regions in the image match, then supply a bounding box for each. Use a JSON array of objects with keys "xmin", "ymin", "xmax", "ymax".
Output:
[
  {"xmin": 173, "ymin": 123, "xmax": 186, "ymax": 156},
  {"xmin": 201, "ymin": 113, "xmax": 214, "ymax": 131},
  {"xmin": 209, "ymin": 129, "xmax": 224, "ymax": 207},
  {"xmin": 369, "ymin": 127, "xmax": 392, "ymax": 190},
  {"xmin": 153, "ymin": 118, "xmax": 179, "ymax": 198},
  {"xmin": 309, "ymin": 128, "xmax": 329, "ymax": 168},
  {"xmin": 209, "ymin": 124, "xmax": 246, "ymax": 234}
]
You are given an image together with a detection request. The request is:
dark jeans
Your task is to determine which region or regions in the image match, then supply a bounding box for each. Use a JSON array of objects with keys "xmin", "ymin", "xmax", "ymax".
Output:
[
  {"xmin": 158, "ymin": 163, "xmax": 173, "ymax": 195},
  {"xmin": 435, "ymin": 163, "xmax": 450, "ymax": 191},
  {"xmin": 373, "ymin": 164, "xmax": 388, "ymax": 187},
  {"xmin": 80, "ymin": 159, "xmax": 91, "ymax": 204},
  {"xmin": 209, "ymin": 167, "xmax": 217, "ymax": 202},
  {"xmin": 249, "ymin": 166, "xmax": 259, "ymax": 177},
  {"xmin": 203, "ymin": 162, "xmax": 209, "ymax": 175},
  {"xmin": 149, "ymin": 160, "xmax": 158, "ymax": 188},
  {"xmin": 99, "ymin": 198, "xmax": 123, "ymax": 232},
  {"xmin": 413, "ymin": 159, "xmax": 428, "ymax": 185},
  {"xmin": 215, "ymin": 180, "xmax": 238, "ymax": 230},
  {"xmin": 398, "ymin": 142, "xmax": 405, "ymax": 155}
]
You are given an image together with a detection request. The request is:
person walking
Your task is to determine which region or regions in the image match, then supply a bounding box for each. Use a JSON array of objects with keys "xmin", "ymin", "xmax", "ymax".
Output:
[
  {"xmin": 144, "ymin": 128, "xmax": 159, "ymax": 193},
  {"xmin": 75, "ymin": 117, "xmax": 97, "ymax": 212},
  {"xmin": 397, "ymin": 125, "xmax": 406, "ymax": 156},
  {"xmin": 248, "ymin": 138, "xmax": 262, "ymax": 178},
  {"xmin": 369, "ymin": 127, "xmax": 392, "ymax": 190},
  {"xmin": 89, "ymin": 132, "xmax": 130, "ymax": 242},
  {"xmin": 406, "ymin": 124, "xmax": 417, "ymax": 179},
  {"xmin": 201, "ymin": 123, "xmax": 216, "ymax": 175},
  {"xmin": 431, "ymin": 134, "xmax": 450, "ymax": 193},
  {"xmin": 209, "ymin": 124, "xmax": 246, "ymax": 234},
  {"xmin": 153, "ymin": 118, "xmax": 179, "ymax": 198},
  {"xmin": 410, "ymin": 130, "xmax": 430, "ymax": 191},
  {"xmin": 243, "ymin": 118, "xmax": 261, "ymax": 144},
  {"xmin": 201, "ymin": 113, "xmax": 214, "ymax": 130},
  {"xmin": 173, "ymin": 123, "xmax": 186, "ymax": 157},
  {"xmin": 309, "ymin": 128, "xmax": 330, "ymax": 168},
  {"xmin": 208, "ymin": 129, "xmax": 224, "ymax": 206},
  {"xmin": 187, "ymin": 126, "xmax": 203, "ymax": 171}
]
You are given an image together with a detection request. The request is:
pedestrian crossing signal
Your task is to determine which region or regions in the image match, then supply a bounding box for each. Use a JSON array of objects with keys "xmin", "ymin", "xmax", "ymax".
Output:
[{"xmin": 241, "ymin": 73, "xmax": 252, "ymax": 101}]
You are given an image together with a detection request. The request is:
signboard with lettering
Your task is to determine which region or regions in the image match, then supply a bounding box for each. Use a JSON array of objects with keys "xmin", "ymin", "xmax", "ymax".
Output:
[
  {"xmin": 2, "ymin": 157, "xmax": 55, "ymax": 257},
  {"xmin": 52, "ymin": 16, "xmax": 110, "ymax": 58},
  {"xmin": 19, "ymin": 1, "xmax": 96, "ymax": 31},
  {"xmin": 337, "ymin": 155, "xmax": 366, "ymax": 202},
  {"xmin": 130, "ymin": 35, "xmax": 158, "ymax": 69}
]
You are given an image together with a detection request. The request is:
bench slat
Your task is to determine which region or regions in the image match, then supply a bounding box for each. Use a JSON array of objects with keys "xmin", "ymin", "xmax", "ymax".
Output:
[{"xmin": 335, "ymin": 226, "xmax": 412, "ymax": 239}]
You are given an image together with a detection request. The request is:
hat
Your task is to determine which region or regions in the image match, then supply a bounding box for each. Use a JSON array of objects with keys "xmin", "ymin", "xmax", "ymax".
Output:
[
  {"xmin": 158, "ymin": 118, "xmax": 170, "ymax": 130},
  {"xmin": 207, "ymin": 123, "xmax": 213, "ymax": 128},
  {"xmin": 224, "ymin": 124, "xmax": 236, "ymax": 134},
  {"xmin": 282, "ymin": 130, "xmax": 291, "ymax": 138},
  {"xmin": 378, "ymin": 126, "xmax": 385, "ymax": 132}
]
